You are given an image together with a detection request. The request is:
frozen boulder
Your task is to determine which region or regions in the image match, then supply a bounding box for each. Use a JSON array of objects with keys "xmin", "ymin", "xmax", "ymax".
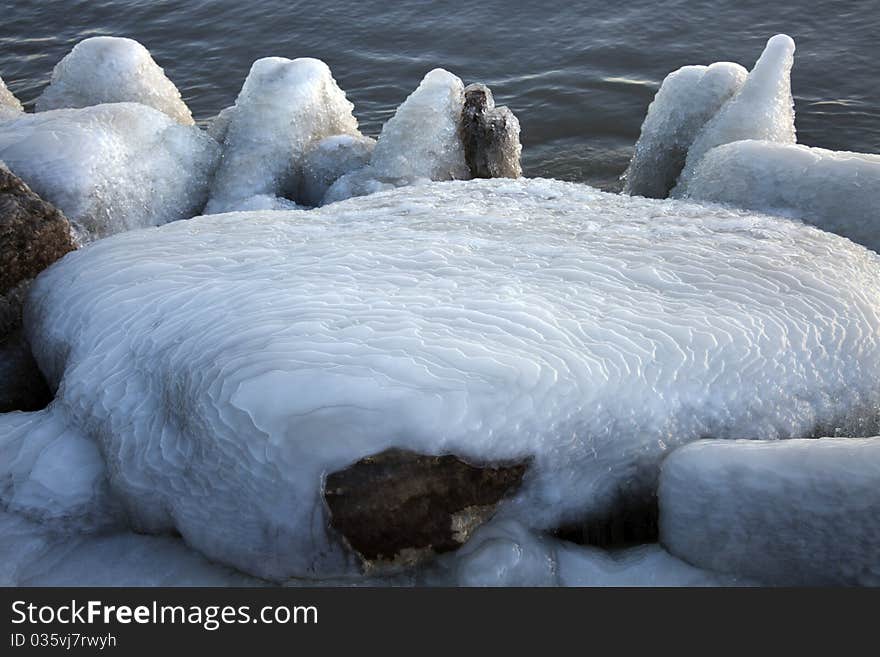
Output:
[
  {"xmin": 448, "ymin": 519, "xmax": 740, "ymax": 586},
  {"xmin": 0, "ymin": 163, "xmax": 75, "ymax": 412},
  {"xmin": 622, "ymin": 63, "xmax": 747, "ymax": 198},
  {"xmin": 0, "ymin": 103, "xmax": 220, "ymax": 242},
  {"xmin": 16, "ymin": 178, "xmax": 880, "ymax": 580},
  {"xmin": 659, "ymin": 438, "xmax": 880, "ymax": 585},
  {"xmin": 298, "ymin": 134, "xmax": 376, "ymax": 207},
  {"xmin": 673, "ymin": 34, "xmax": 796, "ymax": 194},
  {"xmin": 680, "ymin": 140, "xmax": 880, "ymax": 252},
  {"xmin": 0, "ymin": 76, "xmax": 23, "ymax": 121},
  {"xmin": 35, "ymin": 36, "xmax": 194, "ymax": 125},
  {"xmin": 324, "ymin": 449, "xmax": 528, "ymax": 566},
  {"xmin": 323, "ymin": 68, "xmax": 469, "ymax": 204},
  {"xmin": 459, "ymin": 83, "xmax": 522, "ymax": 179},
  {"xmin": 205, "ymin": 57, "xmax": 360, "ymax": 214}
]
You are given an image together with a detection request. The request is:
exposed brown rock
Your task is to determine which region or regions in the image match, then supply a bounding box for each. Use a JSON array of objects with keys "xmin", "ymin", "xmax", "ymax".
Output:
[
  {"xmin": 324, "ymin": 448, "xmax": 529, "ymax": 566},
  {"xmin": 1, "ymin": 163, "xmax": 75, "ymax": 411},
  {"xmin": 1, "ymin": 163, "xmax": 76, "ymax": 295}
]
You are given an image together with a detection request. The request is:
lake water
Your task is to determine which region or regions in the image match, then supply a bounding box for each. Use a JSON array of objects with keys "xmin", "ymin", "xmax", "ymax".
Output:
[{"xmin": 2, "ymin": 0, "xmax": 877, "ymax": 189}]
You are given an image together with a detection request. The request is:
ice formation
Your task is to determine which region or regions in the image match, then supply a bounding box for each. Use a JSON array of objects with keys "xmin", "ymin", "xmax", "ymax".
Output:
[
  {"xmin": 681, "ymin": 140, "xmax": 880, "ymax": 253},
  {"xmin": 11, "ymin": 178, "xmax": 880, "ymax": 580},
  {"xmin": 0, "ymin": 102, "xmax": 219, "ymax": 241},
  {"xmin": 0, "ymin": 75, "xmax": 24, "ymax": 121},
  {"xmin": 659, "ymin": 438, "xmax": 880, "ymax": 585},
  {"xmin": 205, "ymin": 57, "xmax": 360, "ymax": 214},
  {"xmin": 323, "ymin": 69, "xmax": 469, "ymax": 204},
  {"xmin": 447, "ymin": 520, "xmax": 741, "ymax": 586},
  {"xmin": 673, "ymin": 34, "xmax": 796, "ymax": 194},
  {"xmin": 298, "ymin": 134, "xmax": 376, "ymax": 207},
  {"xmin": 622, "ymin": 63, "xmax": 747, "ymax": 198},
  {"xmin": 35, "ymin": 37, "xmax": 194, "ymax": 125}
]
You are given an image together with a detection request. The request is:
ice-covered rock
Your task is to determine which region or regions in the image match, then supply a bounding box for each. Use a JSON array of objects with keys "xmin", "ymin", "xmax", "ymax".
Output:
[
  {"xmin": 622, "ymin": 63, "xmax": 747, "ymax": 198},
  {"xmin": 680, "ymin": 140, "xmax": 880, "ymax": 253},
  {"xmin": 0, "ymin": 512, "xmax": 260, "ymax": 586},
  {"xmin": 659, "ymin": 437, "xmax": 880, "ymax": 585},
  {"xmin": 35, "ymin": 36, "xmax": 194, "ymax": 125},
  {"xmin": 323, "ymin": 69, "xmax": 469, "ymax": 204},
  {"xmin": 205, "ymin": 57, "xmax": 360, "ymax": 214},
  {"xmin": 673, "ymin": 34, "xmax": 796, "ymax": 194},
  {"xmin": 0, "ymin": 103, "xmax": 220, "ymax": 242},
  {"xmin": 15, "ymin": 178, "xmax": 880, "ymax": 579},
  {"xmin": 447, "ymin": 519, "xmax": 740, "ymax": 586},
  {"xmin": 298, "ymin": 134, "xmax": 376, "ymax": 207},
  {"xmin": 459, "ymin": 83, "xmax": 522, "ymax": 179},
  {"xmin": 0, "ymin": 76, "xmax": 24, "ymax": 121}
]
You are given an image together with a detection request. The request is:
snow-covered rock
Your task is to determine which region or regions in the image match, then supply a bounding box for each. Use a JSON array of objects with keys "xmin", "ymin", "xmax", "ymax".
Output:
[
  {"xmin": 14, "ymin": 178, "xmax": 880, "ymax": 579},
  {"xmin": 622, "ymin": 63, "xmax": 747, "ymax": 198},
  {"xmin": 323, "ymin": 69, "xmax": 469, "ymax": 204},
  {"xmin": 673, "ymin": 34, "xmax": 796, "ymax": 194},
  {"xmin": 0, "ymin": 103, "xmax": 220, "ymax": 242},
  {"xmin": 205, "ymin": 57, "xmax": 360, "ymax": 214},
  {"xmin": 35, "ymin": 37, "xmax": 194, "ymax": 125},
  {"xmin": 659, "ymin": 437, "xmax": 880, "ymax": 585},
  {"xmin": 298, "ymin": 134, "xmax": 376, "ymax": 207},
  {"xmin": 680, "ymin": 140, "xmax": 880, "ymax": 253},
  {"xmin": 449, "ymin": 519, "xmax": 742, "ymax": 586},
  {"xmin": 0, "ymin": 76, "xmax": 24, "ymax": 121}
]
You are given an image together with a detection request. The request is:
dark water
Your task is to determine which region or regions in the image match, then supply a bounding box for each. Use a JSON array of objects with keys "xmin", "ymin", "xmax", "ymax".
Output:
[{"xmin": 1, "ymin": 0, "xmax": 878, "ymax": 189}]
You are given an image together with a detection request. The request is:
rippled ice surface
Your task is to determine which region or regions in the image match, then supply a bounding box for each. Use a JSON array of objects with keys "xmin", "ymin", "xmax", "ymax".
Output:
[{"xmin": 1, "ymin": 0, "xmax": 878, "ymax": 189}]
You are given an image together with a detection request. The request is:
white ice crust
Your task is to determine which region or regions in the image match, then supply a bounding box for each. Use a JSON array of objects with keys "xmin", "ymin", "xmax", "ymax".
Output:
[
  {"xmin": 205, "ymin": 57, "xmax": 360, "ymax": 214},
  {"xmin": 673, "ymin": 34, "xmax": 796, "ymax": 194},
  {"xmin": 659, "ymin": 437, "xmax": 880, "ymax": 585},
  {"xmin": 622, "ymin": 63, "xmax": 747, "ymax": 198},
  {"xmin": 298, "ymin": 134, "xmax": 376, "ymax": 207},
  {"xmin": 323, "ymin": 69, "xmax": 469, "ymax": 204},
  {"xmin": 0, "ymin": 102, "xmax": 219, "ymax": 242},
  {"xmin": 681, "ymin": 140, "xmax": 880, "ymax": 253},
  {"xmin": 0, "ymin": 75, "xmax": 24, "ymax": 121},
  {"xmin": 35, "ymin": 37, "xmax": 194, "ymax": 125},
  {"xmin": 11, "ymin": 177, "xmax": 880, "ymax": 579}
]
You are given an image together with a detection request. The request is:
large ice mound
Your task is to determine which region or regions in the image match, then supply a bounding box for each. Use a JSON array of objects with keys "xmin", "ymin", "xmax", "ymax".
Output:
[
  {"xmin": 0, "ymin": 102, "xmax": 219, "ymax": 241},
  {"xmin": 622, "ymin": 63, "xmax": 747, "ymax": 198},
  {"xmin": 35, "ymin": 37, "xmax": 194, "ymax": 125},
  {"xmin": 673, "ymin": 34, "xmax": 796, "ymax": 194},
  {"xmin": 0, "ymin": 76, "xmax": 23, "ymax": 121},
  {"xmin": 680, "ymin": 140, "xmax": 880, "ymax": 253},
  {"xmin": 205, "ymin": 57, "xmax": 360, "ymax": 214},
  {"xmin": 659, "ymin": 438, "xmax": 880, "ymax": 585},
  {"xmin": 15, "ymin": 178, "xmax": 880, "ymax": 579},
  {"xmin": 323, "ymin": 69, "xmax": 470, "ymax": 204}
]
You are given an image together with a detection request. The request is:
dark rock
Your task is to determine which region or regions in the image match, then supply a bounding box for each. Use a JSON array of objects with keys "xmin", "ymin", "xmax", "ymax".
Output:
[
  {"xmin": 459, "ymin": 83, "xmax": 523, "ymax": 179},
  {"xmin": 324, "ymin": 448, "xmax": 529, "ymax": 566},
  {"xmin": 0, "ymin": 163, "xmax": 75, "ymax": 411},
  {"xmin": 553, "ymin": 487, "xmax": 659, "ymax": 548},
  {"xmin": 1, "ymin": 163, "xmax": 76, "ymax": 296}
]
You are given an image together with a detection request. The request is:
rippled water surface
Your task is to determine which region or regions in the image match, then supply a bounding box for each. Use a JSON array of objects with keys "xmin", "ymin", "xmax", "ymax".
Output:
[{"xmin": 2, "ymin": 0, "xmax": 878, "ymax": 188}]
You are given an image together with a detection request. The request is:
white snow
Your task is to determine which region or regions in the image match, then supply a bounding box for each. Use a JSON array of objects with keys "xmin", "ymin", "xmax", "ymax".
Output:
[
  {"xmin": 323, "ymin": 68, "xmax": 469, "ymax": 204},
  {"xmin": 673, "ymin": 34, "xmax": 796, "ymax": 194},
  {"xmin": 0, "ymin": 75, "xmax": 23, "ymax": 120},
  {"xmin": 448, "ymin": 520, "xmax": 743, "ymax": 586},
  {"xmin": 622, "ymin": 63, "xmax": 747, "ymax": 198},
  {"xmin": 0, "ymin": 102, "xmax": 219, "ymax": 242},
  {"xmin": 659, "ymin": 437, "xmax": 880, "ymax": 585},
  {"xmin": 298, "ymin": 134, "xmax": 376, "ymax": 207},
  {"xmin": 205, "ymin": 57, "xmax": 360, "ymax": 214},
  {"xmin": 14, "ymin": 178, "xmax": 880, "ymax": 580},
  {"xmin": 35, "ymin": 36, "xmax": 194, "ymax": 125},
  {"xmin": 680, "ymin": 140, "xmax": 880, "ymax": 253}
]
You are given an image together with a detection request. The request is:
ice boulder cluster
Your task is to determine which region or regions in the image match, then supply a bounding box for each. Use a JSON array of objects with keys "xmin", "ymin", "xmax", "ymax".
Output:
[
  {"xmin": 34, "ymin": 36, "xmax": 194, "ymax": 125},
  {"xmin": 6, "ymin": 178, "xmax": 880, "ymax": 582},
  {"xmin": 0, "ymin": 103, "xmax": 220, "ymax": 242},
  {"xmin": 625, "ymin": 34, "xmax": 880, "ymax": 254}
]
